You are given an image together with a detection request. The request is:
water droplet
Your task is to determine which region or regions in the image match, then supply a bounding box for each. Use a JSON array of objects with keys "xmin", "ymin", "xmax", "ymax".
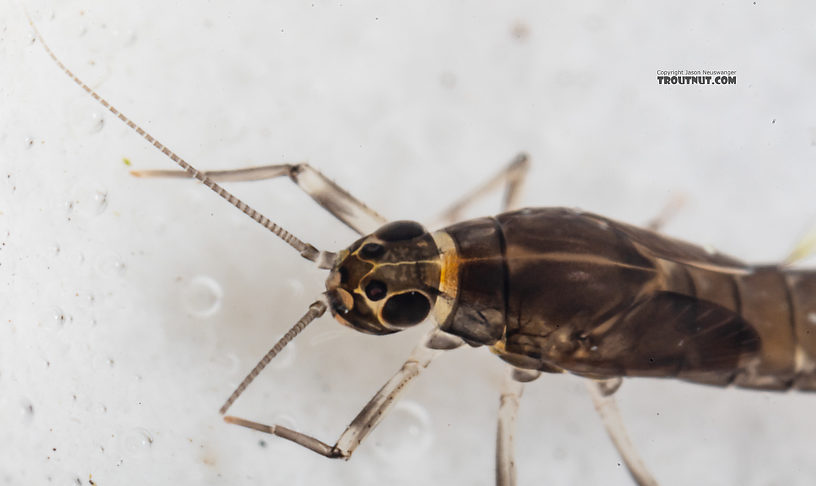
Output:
[
  {"xmin": 122, "ymin": 427, "xmax": 153, "ymax": 454},
  {"xmin": 703, "ymin": 244, "xmax": 717, "ymax": 255},
  {"xmin": 181, "ymin": 276, "xmax": 223, "ymax": 318},
  {"xmin": 808, "ymin": 312, "xmax": 816, "ymax": 326},
  {"xmin": 371, "ymin": 401, "xmax": 433, "ymax": 464}
]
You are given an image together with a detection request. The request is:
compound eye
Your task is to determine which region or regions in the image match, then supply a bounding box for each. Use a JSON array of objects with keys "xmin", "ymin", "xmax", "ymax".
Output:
[
  {"xmin": 382, "ymin": 292, "xmax": 430, "ymax": 327},
  {"xmin": 365, "ymin": 280, "xmax": 387, "ymax": 301},
  {"xmin": 375, "ymin": 221, "xmax": 425, "ymax": 242},
  {"xmin": 360, "ymin": 243, "xmax": 385, "ymax": 260}
]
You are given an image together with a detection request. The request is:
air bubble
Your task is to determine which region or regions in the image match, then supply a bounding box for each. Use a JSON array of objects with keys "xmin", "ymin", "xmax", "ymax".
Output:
[
  {"xmin": 92, "ymin": 354, "xmax": 116, "ymax": 370},
  {"xmin": 309, "ymin": 329, "xmax": 347, "ymax": 347},
  {"xmin": 286, "ymin": 278, "xmax": 305, "ymax": 297},
  {"xmin": 94, "ymin": 252, "xmax": 127, "ymax": 278},
  {"xmin": 122, "ymin": 427, "xmax": 154, "ymax": 455},
  {"xmin": 72, "ymin": 289, "xmax": 98, "ymax": 310},
  {"xmin": 271, "ymin": 414, "xmax": 297, "ymax": 431},
  {"xmin": 181, "ymin": 276, "xmax": 223, "ymax": 318},
  {"xmin": 269, "ymin": 341, "xmax": 296, "ymax": 370},
  {"xmin": 808, "ymin": 312, "xmax": 816, "ymax": 326},
  {"xmin": 66, "ymin": 183, "xmax": 108, "ymax": 217},
  {"xmin": 439, "ymin": 71, "xmax": 457, "ymax": 89},
  {"xmin": 39, "ymin": 305, "xmax": 68, "ymax": 328},
  {"xmin": 20, "ymin": 399, "xmax": 34, "ymax": 424},
  {"xmin": 212, "ymin": 352, "xmax": 240, "ymax": 376},
  {"xmin": 703, "ymin": 244, "xmax": 717, "ymax": 255},
  {"xmin": 371, "ymin": 401, "xmax": 433, "ymax": 464},
  {"xmin": 68, "ymin": 101, "xmax": 105, "ymax": 135}
]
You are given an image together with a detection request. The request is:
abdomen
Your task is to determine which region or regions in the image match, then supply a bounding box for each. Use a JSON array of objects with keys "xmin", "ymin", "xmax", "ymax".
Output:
[{"xmin": 437, "ymin": 207, "xmax": 816, "ymax": 392}]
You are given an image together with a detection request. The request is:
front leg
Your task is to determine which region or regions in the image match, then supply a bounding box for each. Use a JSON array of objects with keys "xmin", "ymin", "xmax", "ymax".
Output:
[{"xmin": 223, "ymin": 328, "xmax": 464, "ymax": 459}]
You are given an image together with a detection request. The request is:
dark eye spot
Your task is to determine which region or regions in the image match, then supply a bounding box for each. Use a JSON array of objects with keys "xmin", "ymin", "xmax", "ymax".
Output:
[
  {"xmin": 382, "ymin": 292, "xmax": 430, "ymax": 327},
  {"xmin": 365, "ymin": 280, "xmax": 387, "ymax": 301},
  {"xmin": 360, "ymin": 243, "xmax": 385, "ymax": 259},
  {"xmin": 375, "ymin": 221, "xmax": 425, "ymax": 242}
]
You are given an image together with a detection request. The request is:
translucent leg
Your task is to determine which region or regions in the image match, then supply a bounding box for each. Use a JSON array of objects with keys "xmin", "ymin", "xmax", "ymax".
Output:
[
  {"xmin": 432, "ymin": 153, "xmax": 530, "ymax": 225},
  {"xmin": 496, "ymin": 367, "xmax": 526, "ymax": 486},
  {"xmin": 132, "ymin": 163, "xmax": 387, "ymax": 236},
  {"xmin": 223, "ymin": 328, "xmax": 464, "ymax": 459},
  {"xmin": 586, "ymin": 379, "xmax": 659, "ymax": 486}
]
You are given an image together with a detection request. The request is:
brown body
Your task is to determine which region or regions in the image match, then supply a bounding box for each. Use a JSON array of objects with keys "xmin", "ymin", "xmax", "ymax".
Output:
[{"xmin": 432, "ymin": 207, "xmax": 816, "ymax": 391}]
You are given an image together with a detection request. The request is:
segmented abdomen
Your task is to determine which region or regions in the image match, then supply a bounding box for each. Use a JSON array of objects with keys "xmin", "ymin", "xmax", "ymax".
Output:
[{"xmin": 656, "ymin": 260, "xmax": 816, "ymax": 391}]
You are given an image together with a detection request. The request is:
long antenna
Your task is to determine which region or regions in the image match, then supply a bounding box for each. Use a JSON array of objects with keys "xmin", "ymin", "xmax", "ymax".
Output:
[
  {"xmin": 220, "ymin": 301, "xmax": 327, "ymax": 415},
  {"xmin": 25, "ymin": 11, "xmax": 321, "ymax": 263}
]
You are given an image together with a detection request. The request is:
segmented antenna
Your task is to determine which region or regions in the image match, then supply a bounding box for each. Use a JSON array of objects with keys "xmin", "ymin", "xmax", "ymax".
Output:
[
  {"xmin": 220, "ymin": 301, "xmax": 327, "ymax": 415},
  {"xmin": 25, "ymin": 11, "xmax": 320, "ymax": 263}
]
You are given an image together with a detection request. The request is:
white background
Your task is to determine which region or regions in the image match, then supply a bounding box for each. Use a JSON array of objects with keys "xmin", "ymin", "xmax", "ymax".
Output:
[{"xmin": 2, "ymin": 1, "xmax": 816, "ymax": 485}]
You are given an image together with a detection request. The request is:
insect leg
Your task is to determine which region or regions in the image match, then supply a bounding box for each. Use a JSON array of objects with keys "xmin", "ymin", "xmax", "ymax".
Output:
[
  {"xmin": 132, "ymin": 163, "xmax": 387, "ymax": 235},
  {"xmin": 223, "ymin": 328, "xmax": 464, "ymax": 459},
  {"xmin": 576, "ymin": 198, "xmax": 683, "ymax": 485},
  {"xmin": 644, "ymin": 194, "xmax": 686, "ymax": 231},
  {"xmin": 586, "ymin": 379, "xmax": 659, "ymax": 486},
  {"xmin": 432, "ymin": 153, "xmax": 529, "ymax": 225},
  {"xmin": 495, "ymin": 367, "xmax": 536, "ymax": 486}
]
